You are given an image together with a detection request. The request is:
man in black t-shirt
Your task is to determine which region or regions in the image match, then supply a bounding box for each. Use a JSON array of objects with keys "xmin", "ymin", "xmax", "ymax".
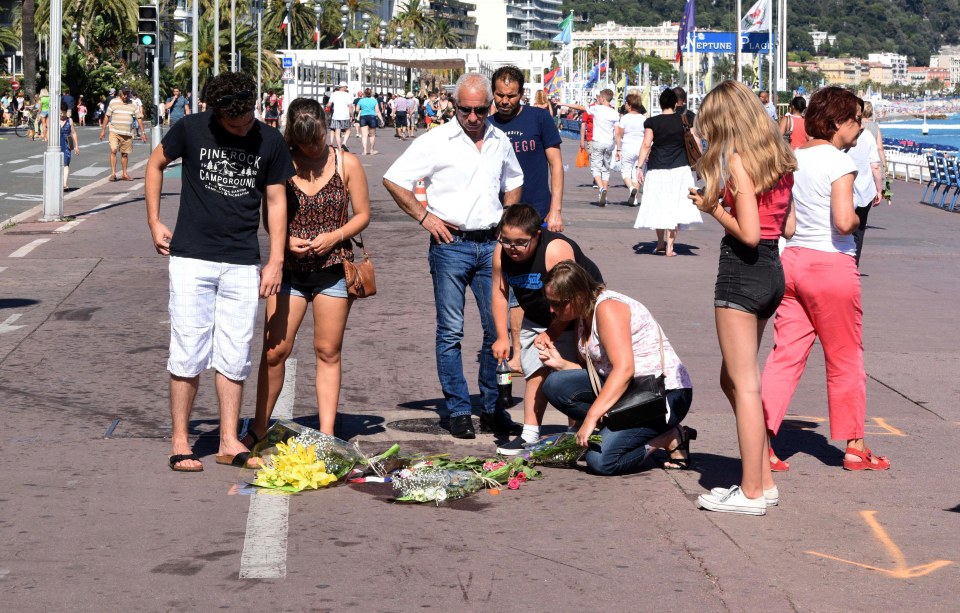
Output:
[
  {"xmin": 491, "ymin": 205, "xmax": 604, "ymax": 455},
  {"xmin": 145, "ymin": 72, "xmax": 295, "ymax": 473}
]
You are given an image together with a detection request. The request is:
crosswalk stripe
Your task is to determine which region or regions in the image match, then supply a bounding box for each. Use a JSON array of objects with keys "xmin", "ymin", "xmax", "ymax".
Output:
[
  {"xmin": 71, "ymin": 165, "xmax": 109, "ymax": 177},
  {"xmin": 11, "ymin": 165, "xmax": 44, "ymax": 174}
]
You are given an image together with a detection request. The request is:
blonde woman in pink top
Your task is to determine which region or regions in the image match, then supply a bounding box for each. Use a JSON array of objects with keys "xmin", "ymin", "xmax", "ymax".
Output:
[{"xmin": 688, "ymin": 80, "xmax": 798, "ymax": 515}]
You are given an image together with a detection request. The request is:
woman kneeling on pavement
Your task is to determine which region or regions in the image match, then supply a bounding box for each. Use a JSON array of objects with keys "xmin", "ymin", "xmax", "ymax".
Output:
[{"xmin": 539, "ymin": 261, "xmax": 695, "ymax": 475}]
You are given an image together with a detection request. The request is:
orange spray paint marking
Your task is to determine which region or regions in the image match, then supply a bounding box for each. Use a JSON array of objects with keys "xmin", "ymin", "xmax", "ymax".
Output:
[{"xmin": 806, "ymin": 511, "xmax": 953, "ymax": 579}]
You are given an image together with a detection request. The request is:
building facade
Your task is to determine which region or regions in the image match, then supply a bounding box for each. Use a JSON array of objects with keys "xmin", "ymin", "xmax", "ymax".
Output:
[
  {"xmin": 474, "ymin": 0, "xmax": 562, "ymax": 50},
  {"xmin": 426, "ymin": 0, "xmax": 478, "ymax": 48},
  {"xmin": 867, "ymin": 52, "xmax": 907, "ymax": 84},
  {"xmin": 571, "ymin": 20, "xmax": 678, "ymax": 59}
]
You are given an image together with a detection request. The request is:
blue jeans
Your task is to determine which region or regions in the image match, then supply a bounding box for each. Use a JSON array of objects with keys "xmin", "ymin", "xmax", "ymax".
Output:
[
  {"xmin": 428, "ymin": 237, "xmax": 497, "ymax": 418},
  {"xmin": 542, "ymin": 368, "xmax": 693, "ymax": 475}
]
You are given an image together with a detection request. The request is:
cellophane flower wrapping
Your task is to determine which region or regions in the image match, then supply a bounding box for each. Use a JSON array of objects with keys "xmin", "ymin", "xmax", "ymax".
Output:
[
  {"xmin": 251, "ymin": 420, "xmax": 364, "ymax": 486},
  {"xmin": 524, "ymin": 433, "xmax": 602, "ymax": 467},
  {"xmin": 253, "ymin": 440, "xmax": 338, "ymax": 492},
  {"xmin": 392, "ymin": 463, "xmax": 485, "ymax": 504}
]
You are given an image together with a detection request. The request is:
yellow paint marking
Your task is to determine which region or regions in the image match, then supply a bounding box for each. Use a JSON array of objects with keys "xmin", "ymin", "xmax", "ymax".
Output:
[
  {"xmin": 868, "ymin": 417, "xmax": 906, "ymax": 437},
  {"xmin": 806, "ymin": 511, "xmax": 953, "ymax": 579}
]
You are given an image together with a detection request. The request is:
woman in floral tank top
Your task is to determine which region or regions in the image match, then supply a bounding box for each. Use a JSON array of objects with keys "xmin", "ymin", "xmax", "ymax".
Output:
[{"xmin": 247, "ymin": 98, "xmax": 371, "ymax": 448}]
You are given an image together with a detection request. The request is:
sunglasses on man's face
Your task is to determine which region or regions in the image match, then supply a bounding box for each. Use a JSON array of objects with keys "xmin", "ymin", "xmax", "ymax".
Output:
[
  {"xmin": 214, "ymin": 90, "xmax": 254, "ymax": 106},
  {"xmin": 457, "ymin": 105, "xmax": 490, "ymax": 117}
]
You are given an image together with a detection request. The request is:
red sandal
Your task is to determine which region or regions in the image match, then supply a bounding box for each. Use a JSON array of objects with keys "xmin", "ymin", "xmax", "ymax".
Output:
[
  {"xmin": 769, "ymin": 447, "xmax": 790, "ymax": 472},
  {"xmin": 842, "ymin": 446, "xmax": 891, "ymax": 471}
]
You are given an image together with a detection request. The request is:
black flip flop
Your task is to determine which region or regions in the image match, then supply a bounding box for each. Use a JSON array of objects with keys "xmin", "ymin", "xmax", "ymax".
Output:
[
  {"xmin": 215, "ymin": 452, "xmax": 254, "ymax": 467},
  {"xmin": 168, "ymin": 453, "xmax": 203, "ymax": 472},
  {"xmin": 240, "ymin": 428, "xmax": 262, "ymax": 450}
]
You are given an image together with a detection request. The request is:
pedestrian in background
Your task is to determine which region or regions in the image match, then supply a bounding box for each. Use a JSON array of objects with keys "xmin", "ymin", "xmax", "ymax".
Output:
[
  {"xmin": 633, "ymin": 87, "xmax": 703, "ymax": 256},
  {"xmin": 144, "ymin": 72, "xmax": 295, "ymax": 473},
  {"xmin": 357, "ymin": 87, "xmax": 383, "ymax": 155},
  {"xmin": 166, "ymin": 87, "xmax": 190, "ymax": 126},
  {"xmin": 383, "ymin": 72, "xmax": 524, "ymax": 440},
  {"xmin": 779, "ymin": 96, "xmax": 809, "ymax": 150},
  {"xmin": 614, "ymin": 92, "xmax": 647, "ymax": 207},
  {"xmin": 77, "ymin": 96, "xmax": 87, "ymax": 126},
  {"xmin": 59, "ymin": 101, "xmax": 80, "ymax": 190},
  {"xmin": 326, "ymin": 82, "xmax": 353, "ymax": 151},
  {"xmin": 99, "ymin": 86, "xmax": 146, "ymax": 181}
]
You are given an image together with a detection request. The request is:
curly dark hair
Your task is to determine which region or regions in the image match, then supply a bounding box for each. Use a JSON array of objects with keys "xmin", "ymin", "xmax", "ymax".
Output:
[
  {"xmin": 805, "ymin": 86, "xmax": 861, "ymax": 141},
  {"xmin": 204, "ymin": 72, "xmax": 257, "ymax": 118},
  {"xmin": 491, "ymin": 65, "xmax": 525, "ymax": 90}
]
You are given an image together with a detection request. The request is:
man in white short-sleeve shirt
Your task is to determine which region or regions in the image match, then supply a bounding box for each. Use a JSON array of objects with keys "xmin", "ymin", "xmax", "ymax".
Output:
[
  {"xmin": 847, "ymin": 122, "xmax": 883, "ymax": 266},
  {"xmin": 383, "ymin": 72, "xmax": 524, "ymax": 440},
  {"xmin": 327, "ymin": 81, "xmax": 354, "ymax": 151}
]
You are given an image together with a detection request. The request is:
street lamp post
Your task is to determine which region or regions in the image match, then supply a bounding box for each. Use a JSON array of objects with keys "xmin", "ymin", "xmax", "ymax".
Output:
[
  {"xmin": 41, "ymin": 0, "xmax": 63, "ymax": 221},
  {"xmin": 314, "ymin": 1, "xmax": 323, "ymax": 50},
  {"xmin": 395, "ymin": 25, "xmax": 402, "ymax": 48},
  {"xmin": 214, "ymin": 0, "xmax": 219, "ymax": 75},
  {"xmin": 231, "ymin": 0, "xmax": 237, "ymax": 71},
  {"xmin": 151, "ymin": 0, "xmax": 161, "ymax": 149},
  {"xmin": 191, "ymin": 0, "xmax": 198, "ymax": 112},
  {"xmin": 286, "ymin": 0, "xmax": 293, "ymax": 50},
  {"xmin": 361, "ymin": 13, "xmax": 371, "ymax": 49},
  {"xmin": 340, "ymin": 4, "xmax": 349, "ymax": 49},
  {"xmin": 255, "ymin": 0, "xmax": 262, "ymax": 113}
]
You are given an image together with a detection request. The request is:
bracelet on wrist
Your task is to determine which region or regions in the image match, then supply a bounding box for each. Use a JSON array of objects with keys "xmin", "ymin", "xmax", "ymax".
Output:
[{"xmin": 418, "ymin": 210, "xmax": 429, "ymax": 225}]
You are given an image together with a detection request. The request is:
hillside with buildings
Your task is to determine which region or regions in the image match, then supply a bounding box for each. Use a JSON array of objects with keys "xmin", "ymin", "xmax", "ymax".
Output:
[{"xmin": 562, "ymin": 0, "xmax": 960, "ymax": 66}]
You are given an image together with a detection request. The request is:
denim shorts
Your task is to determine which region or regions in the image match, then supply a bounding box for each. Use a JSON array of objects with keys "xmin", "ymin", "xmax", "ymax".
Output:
[
  {"xmin": 359, "ymin": 115, "xmax": 378, "ymax": 129},
  {"xmin": 714, "ymin": 236, "xmax": 785, "ymax": 320},
  {"xmin": 279, "ymin": 267, "xmax": 349, "ymax": 300}
]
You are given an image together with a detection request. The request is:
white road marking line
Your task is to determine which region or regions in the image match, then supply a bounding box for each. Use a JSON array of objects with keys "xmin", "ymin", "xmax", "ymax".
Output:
[
  {"xmin": 11, "ymin": 164, "xmax": 44, "ymax": 174},
  {"xmin": 54, "ymin": 219, "xmax": 85, "ymax": 233},
  {"xmin": 0, "ymin": 267, "xmax": 7, "ymax": 274},
  {"xmin": 8, "ymin": 238, "xmax": 50, "ymax": 258},
  {"xmin": 71, "ymin": 165, "xmax": 109, "ymax": 177},
  {"xmin": 109, "ymin": 193, "xmax": 128, "ymax": 202},
  {"xmin": 239, "ymin": 358, "xmax": 296, "ymax": 580},
  {"xmin": 0, "ymin": 314, "xmax": 25, "ymax": 334}
]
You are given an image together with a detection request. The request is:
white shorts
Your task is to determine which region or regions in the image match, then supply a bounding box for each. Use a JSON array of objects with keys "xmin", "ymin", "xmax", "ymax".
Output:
[
  {"xmin": 167, "ymin": 256, "xmax": 260, "ymax": 380},
  {"xmin": 519, "ymin": 318, "xmax": 579, "ymax": 380}
]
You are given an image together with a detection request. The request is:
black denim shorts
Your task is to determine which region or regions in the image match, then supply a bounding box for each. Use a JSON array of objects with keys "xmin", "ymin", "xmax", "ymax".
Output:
[{"xmin": 714, "ymin": 236, "xmax": 785, "ymax": 320}]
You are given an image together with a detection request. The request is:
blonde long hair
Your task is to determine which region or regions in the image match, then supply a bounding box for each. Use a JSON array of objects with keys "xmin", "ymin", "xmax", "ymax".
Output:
[{"xmin": 694, "ymin": 80, "xmax": 797, "ymax": 208}]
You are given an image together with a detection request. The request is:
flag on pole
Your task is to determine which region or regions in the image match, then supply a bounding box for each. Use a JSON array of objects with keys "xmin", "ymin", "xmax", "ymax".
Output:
[
  {"xmin": 741, "ymin": 0, "xmax": 771, "ymax": 33},
  {"xmin": 675, "ymin": 0, "xmax": 696, "ymax": 65},
  {"xmin": 544, "ymin": 67, "xmax": 559, "ymax": 91},
  {"xmin": 545, "ymin": 67, "xmax": 565, "ymax": 95},
  {"xmin": 553, "ymin": 12, "xmax": 574, "ymax": 44},
  {"xmin": 313, "ymin": 26, "xmax": 320, "ymax": 42},
  {"xmin": 280, "ymin": 11, "xmax": 290, "ymax": 32},
  {"xmin": 598, "ymin": 59, "xmax": 607, "ymax": 74}
]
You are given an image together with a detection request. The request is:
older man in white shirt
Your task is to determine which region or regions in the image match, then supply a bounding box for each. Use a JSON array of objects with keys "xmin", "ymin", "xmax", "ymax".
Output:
[{"xmin": 384, "ymin": 72, "xmax": 524, "ymax": 439}]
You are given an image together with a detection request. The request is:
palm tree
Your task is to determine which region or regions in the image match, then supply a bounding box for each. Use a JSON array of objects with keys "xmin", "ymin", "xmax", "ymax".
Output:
[
  {"xmin": 0, "ymin": 25, "xmax": 18, "ymax": 53},
  {"xmin": 22, "ymin": 0, "xmax": 37, "ymax": 98},
  {"xmin": 425, "ymin": 19, "xmax": 459, "ymax": 49},
  {"xmin": 396, "ymin": 0, "xmax": 427, "ymax": 38},
  {"xmin": 175, "ymin": 18, "xmax": 280, "ymax": 93}
]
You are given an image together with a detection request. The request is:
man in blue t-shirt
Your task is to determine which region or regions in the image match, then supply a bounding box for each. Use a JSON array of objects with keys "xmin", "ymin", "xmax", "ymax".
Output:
[{"xmin": 487, "ymin": 65, "xmax": 564, "ymax": 232}]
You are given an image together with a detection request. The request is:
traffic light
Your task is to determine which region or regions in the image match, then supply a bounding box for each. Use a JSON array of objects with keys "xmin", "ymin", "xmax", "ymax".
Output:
[{"xmin": 138, "ymin": 5, "xmax": 158, "ymax": 49}]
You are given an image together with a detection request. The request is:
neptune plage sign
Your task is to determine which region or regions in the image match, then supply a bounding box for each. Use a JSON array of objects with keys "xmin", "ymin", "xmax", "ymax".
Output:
[{"xmin": 684, "ymin": 32, "xmax": 774, "ymax": 54}]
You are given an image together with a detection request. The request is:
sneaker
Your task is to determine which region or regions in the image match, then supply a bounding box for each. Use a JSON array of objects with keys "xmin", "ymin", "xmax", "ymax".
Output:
[
  {"xmin": 626, "ymin": 188, "xmax": 638, "ymax": 207},
  {"xmin": 496, "ymin": 435, "xmax": 534, "ymax": 456},
  {"xmin": 711, "ymin": 485, "xmax": 779, "ymax": 507},
  {"xmin": 598, "ymin": 188, "xmax": 607, "ymax": 207},
  {"xmin": 697, "ymin": 485, "xmax": 766, "ymax": 515}
]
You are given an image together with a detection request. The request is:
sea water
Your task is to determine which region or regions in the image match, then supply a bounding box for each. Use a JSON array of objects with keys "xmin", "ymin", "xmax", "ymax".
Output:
[{"xmin": 880, "ymin": 115, "xmax": 960, "ymax": 150}]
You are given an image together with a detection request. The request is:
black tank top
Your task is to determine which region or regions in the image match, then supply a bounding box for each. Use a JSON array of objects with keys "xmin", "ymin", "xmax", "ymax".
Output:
[{"xmin": 501, "ymin": 230, "xmax": 603, "ymax": 327}]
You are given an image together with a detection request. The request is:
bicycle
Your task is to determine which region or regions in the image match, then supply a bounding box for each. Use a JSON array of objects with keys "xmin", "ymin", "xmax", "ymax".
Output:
[{"xmin": 14, "ymin": 110, "xmax": 33, "ymax": 138}]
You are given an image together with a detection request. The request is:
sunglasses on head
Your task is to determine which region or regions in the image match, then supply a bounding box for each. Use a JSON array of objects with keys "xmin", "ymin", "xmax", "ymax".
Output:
[
  {"xmin": 214, "ymin": 90, "xmax": 254, "ymax": 107},
  {"xmin": 457, "ymin": 105, "xmax": 490, "ymax": 117}
]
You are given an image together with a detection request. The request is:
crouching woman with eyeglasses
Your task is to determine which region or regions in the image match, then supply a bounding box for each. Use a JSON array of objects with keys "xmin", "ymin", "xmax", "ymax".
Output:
[{"xmin": 539, "ymin": 261, "xmax": 696, "ymax": 475}]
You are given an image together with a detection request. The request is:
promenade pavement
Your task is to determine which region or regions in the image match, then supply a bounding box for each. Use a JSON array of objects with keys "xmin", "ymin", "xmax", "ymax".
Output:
[{"xmin": 1, "ymin": 130, "xmax": 958, "ymax": 612}]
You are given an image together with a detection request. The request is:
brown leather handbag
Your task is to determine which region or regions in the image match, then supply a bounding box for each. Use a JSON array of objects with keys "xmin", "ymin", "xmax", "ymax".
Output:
[
  {"xmin": 342, "ymin": 235, "xmax": 376, "ymax": 298},
  {"xmin": 336, "ymin": 149, "xmax": 376, "ymax": 298},
  {"xmin": 680, "ymin": 112, "xmax": 701, "ymax": 169}
]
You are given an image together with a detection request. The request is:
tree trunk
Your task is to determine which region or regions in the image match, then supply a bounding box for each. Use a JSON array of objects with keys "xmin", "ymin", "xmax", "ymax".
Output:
[{"xmin": 22, "ymin": 0, "xmax": 37, "ymax": 99}]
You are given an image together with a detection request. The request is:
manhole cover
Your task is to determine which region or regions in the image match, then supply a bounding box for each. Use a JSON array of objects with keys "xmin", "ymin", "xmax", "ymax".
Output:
[{"xmin": 387, "ymin": 417, "xmax": 478, "ymax": 435}]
